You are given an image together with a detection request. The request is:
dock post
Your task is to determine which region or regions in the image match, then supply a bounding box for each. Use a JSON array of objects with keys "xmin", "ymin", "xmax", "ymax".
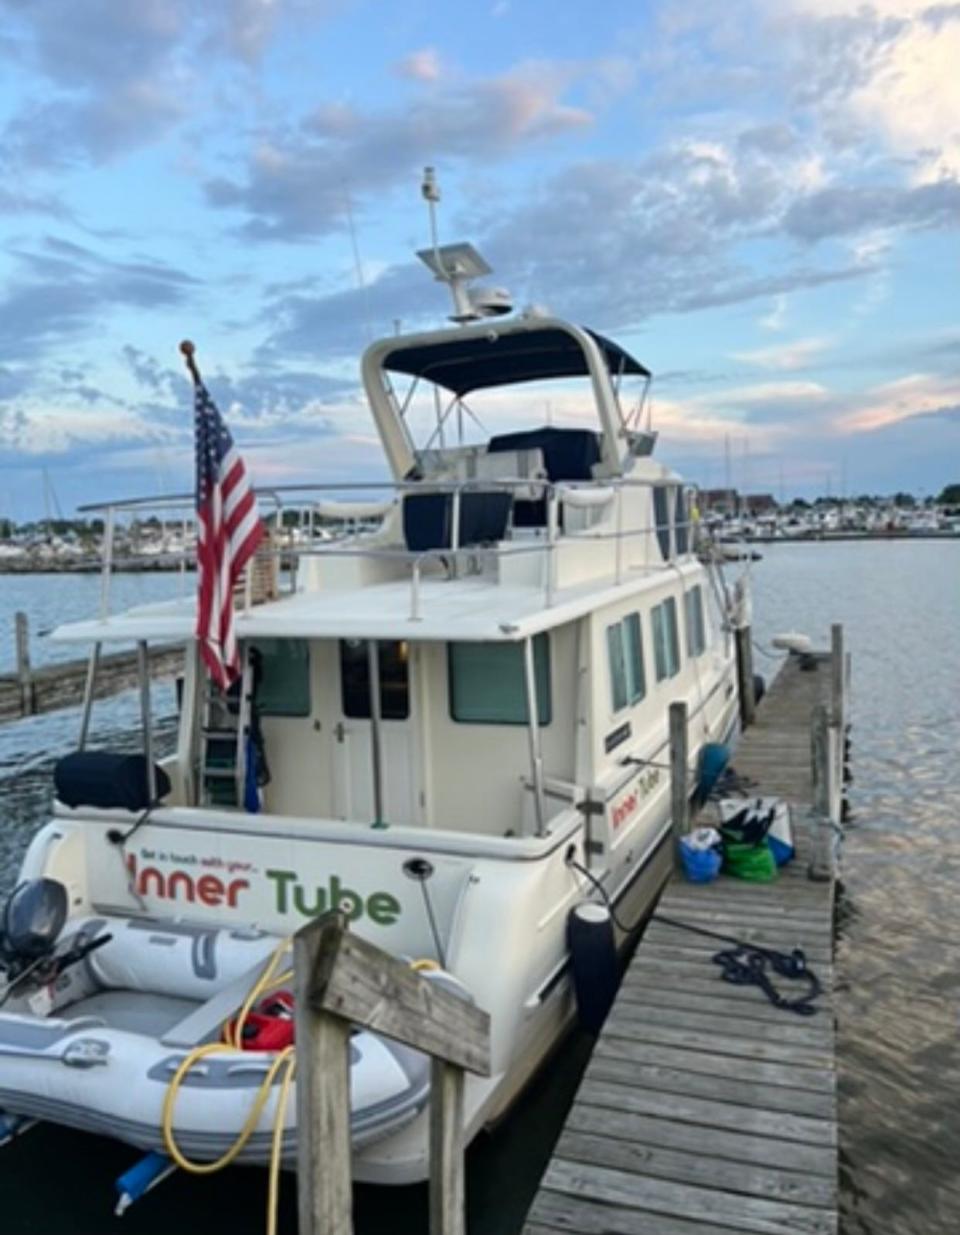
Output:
[
  {"xmin": 669, "ymin": 701, "xmax": 689, "ymax": 854},
  {"xmin": 429, "ymin": 1059, "xmax": 466, "ymax": 1235},
  {"xmin": 808, "ymin": 703, "xmax": 833, "ymax": 881},
  {"xmin": 294, "ymin": 918, "xmax": 354, "ymax": 1235},
  {"xmin": 734, "ymin": 625, "xmax": 756, "ymax": 729},
  {"xmin": 293, "ymin": 912, "xmax": 491, "ymax": 1235},
  {"xmin": 14, "ymin": 611, "xmax": 33, "ymax": 717},
  {"xmin": 830, "ymin": 623, "xmax": 844, "ymax": 729}
]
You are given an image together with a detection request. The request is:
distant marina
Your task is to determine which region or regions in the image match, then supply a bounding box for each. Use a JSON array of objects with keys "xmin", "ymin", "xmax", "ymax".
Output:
[{"xmin": 0, "ymin": 489, "xmax": 958, "ymax": 573}]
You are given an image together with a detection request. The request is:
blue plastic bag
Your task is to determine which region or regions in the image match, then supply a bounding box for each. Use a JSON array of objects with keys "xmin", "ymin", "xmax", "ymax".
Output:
[{"xmin": 679, "ymin": 835, "xmax": 722, "ymax": 883}]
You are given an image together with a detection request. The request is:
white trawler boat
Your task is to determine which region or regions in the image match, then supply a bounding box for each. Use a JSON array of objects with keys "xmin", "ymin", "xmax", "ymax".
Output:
[{"xmin": 0, "ymin": 176, "xmax": 745, "ymax": 1186}]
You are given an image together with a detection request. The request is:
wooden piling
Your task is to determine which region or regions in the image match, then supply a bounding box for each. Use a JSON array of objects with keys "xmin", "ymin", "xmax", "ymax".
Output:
[
  {"xmin": 14, "ymin": 611, "xmax": 33, "ymax": 716},
  {"xmin": 292, "ymin": 912, "xmax": 491, "ymax": 1235},
  {"xmin": 808, "ymin": 703, "xmax": 833, "ymax": 882},
  {"xmin": 294, "ymin": 917, "xmax": 354, "ymax": 1235},
  {"xmin": 735, "ymin": 625, "xmax": 756, "ymax": 729},
  {"xmin": 0, "ymin": 640, "xmax": 183, "ymax": 725},
  {"xmin": 830, "ymin": 624, "xmax": 844, "ymax": 728},
  {"xmin": 668, "ymin": 701, "xmax": 689, "ymax": 852}
]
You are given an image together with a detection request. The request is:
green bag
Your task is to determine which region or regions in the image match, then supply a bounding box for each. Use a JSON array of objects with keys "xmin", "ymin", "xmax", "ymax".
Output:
[{"xmin": 722, "ymin": 838, "xmax": 778, "ymax": 882}]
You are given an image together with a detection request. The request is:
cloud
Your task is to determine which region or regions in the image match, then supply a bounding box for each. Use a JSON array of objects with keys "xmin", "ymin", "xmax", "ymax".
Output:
[
  {"xmin": 0, "ymin": 1, "xmax": 326, "ymax": 166},
  {"xmin": 0, "ymin": 186, "xmax": 72, "ymax": 219},
  {"xmin": 758, "ymin": 295, "xmax": 788, "ymax": 332},
  {"xmin": 395, "ymin": 48, "xmax": 443, "ymax": 82},
  {"xmin": 784, "ymin": 178, "xmax": 960, "ymax": 241},
  {"xmin": 205, "ymin": 60, "xmax": 601, "ymax": 239},
  {"xmin": 731, "ymin": 337, "xmax": 832, "ymax": 371},
  {"xmin": 833, "ymin": 372, "xmax": 960, "ymax": 432},
  {"xmin": 780, "ymin": 1, "xmax": 960, "ymax": 176},
  {"xmin": 0, "ymin": 237, "xmax": 201, "ymax": 363}
]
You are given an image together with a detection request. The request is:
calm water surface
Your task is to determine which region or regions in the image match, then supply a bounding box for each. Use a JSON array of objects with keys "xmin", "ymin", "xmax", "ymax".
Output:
[{"xmin": 0, "ymin": 543, "xmax": 958, "ymax": 1233}]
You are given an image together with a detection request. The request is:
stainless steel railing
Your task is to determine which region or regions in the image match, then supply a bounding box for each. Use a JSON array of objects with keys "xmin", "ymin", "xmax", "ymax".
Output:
[{"xmin": 80, "ymin": 477, "xmax": 702, "ymax": 622}]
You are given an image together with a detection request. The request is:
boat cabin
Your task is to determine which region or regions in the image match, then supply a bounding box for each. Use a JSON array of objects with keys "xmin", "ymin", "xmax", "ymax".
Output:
[{"xmin": 51, "ymin": 302, "xmax": 734, "ymax": 855}]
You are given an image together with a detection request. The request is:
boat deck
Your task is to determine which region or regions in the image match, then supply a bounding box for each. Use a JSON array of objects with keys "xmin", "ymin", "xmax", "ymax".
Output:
[{"xmin": 524, "ymin": 651, "xmax": 840, "ymax": 1235}]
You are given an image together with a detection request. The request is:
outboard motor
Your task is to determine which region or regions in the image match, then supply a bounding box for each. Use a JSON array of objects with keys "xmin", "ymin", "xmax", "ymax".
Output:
[
  {"xmin": 0, "ymin": 878, "xmax": 68, "ymax": 979},
  {"xmin": 0, "ymin": 879, "xmax": 110, "ymax": 987}
]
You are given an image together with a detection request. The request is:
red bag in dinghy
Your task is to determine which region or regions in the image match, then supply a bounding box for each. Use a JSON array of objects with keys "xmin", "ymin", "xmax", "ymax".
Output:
[{"xmin": 225, "ymin": 990, "xmax": 295, "ymax": 1051}]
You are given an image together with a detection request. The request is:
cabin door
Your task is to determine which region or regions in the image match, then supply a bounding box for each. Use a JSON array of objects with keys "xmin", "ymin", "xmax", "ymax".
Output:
[{"xmin": 332, "ymin": 639, "xmax": 421, "ymax": 826}]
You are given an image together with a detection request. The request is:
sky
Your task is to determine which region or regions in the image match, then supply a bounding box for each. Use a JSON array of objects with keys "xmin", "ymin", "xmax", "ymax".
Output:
[{"xmin": 0, "ymin": 0, "xmax": 958, "ymax": 520}]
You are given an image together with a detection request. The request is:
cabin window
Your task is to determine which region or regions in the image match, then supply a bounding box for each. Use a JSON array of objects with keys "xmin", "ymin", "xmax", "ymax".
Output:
[
  {"xmin": 449, "ymin": 635, "xmax": 551, "ymax": 725},
  {"xmin": 606, "ymin": 613, "xmax": 646, "ymax": 712},
  {"xmin": 675, "ymin": 489, "xmax": 690, "ymax": 555},
  {"xmin": 250, "ymin": 639, "xmax": 310, "ymax": 716},
  {"xmin": 653, "ymin": 487, "xmax": 671, "ymax": 560},
  {"xmin": 651, "ymin": 598, "xmax": 681, "ymax": 681},
  {"xmin": 340, "ymin": 640, "xmax": 410, "ymax": 720},
  {"xmin": 685, "ymin": 586, "xmax": 706, "ymax": 657}
]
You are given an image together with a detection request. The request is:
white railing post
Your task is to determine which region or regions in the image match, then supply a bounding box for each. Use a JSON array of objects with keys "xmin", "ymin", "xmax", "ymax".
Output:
[
  {"xmin": 614, "ymin": 484, "xmax": 624, "ymax": 583},
  {"xmin": 410, "ymin": 557, "xmax": 424, "ymax": 622},
  {"xmin": 523, "ymin": 636, "xmax": 546, "ymax": 836},
  {"xmin": 545, "ymin": 486, "xmax": 559, "ymax": 607},
  {"xmin": 99, "ymin": 506, "xmax": 115, "ymax": 620},
  {"xmin": 450, "ymin": 488, "xmax": 461, "ymax": 553}
]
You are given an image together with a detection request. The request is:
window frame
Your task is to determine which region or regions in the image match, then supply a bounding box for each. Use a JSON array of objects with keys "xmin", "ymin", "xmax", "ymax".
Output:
[
  {"xmin": 339, "ymin": 639, "xmax": 411, "ymax": 721},
  {"xmin": 685, "ymin": 585, "xmax": 706, "ymax": 658},
  {"xmin": 606, "ymin": 612, "xmax": 646, "ymax": 714},
  {"xmin": 448, "ymin": 634, "xmax": 552, "ymax": 726},
  {"xmin": 249, "ymin": 638, "xmax": 311, "ymax": 718},
  {"xmin": 651, "ymin": 597, "xmax": 682, "ymax": 682}
]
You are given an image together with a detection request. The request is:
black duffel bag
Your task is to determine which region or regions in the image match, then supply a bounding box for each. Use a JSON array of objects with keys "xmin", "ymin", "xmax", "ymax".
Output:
[{"xmin": 54, "ymin": 752, "xmax": 171, "ymax": 812}]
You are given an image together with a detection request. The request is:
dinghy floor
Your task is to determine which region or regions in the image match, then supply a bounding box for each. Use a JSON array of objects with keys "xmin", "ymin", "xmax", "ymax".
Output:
[{"xmin": 62, "ymin": 992, "xmax": 200, "ymax": 1037}]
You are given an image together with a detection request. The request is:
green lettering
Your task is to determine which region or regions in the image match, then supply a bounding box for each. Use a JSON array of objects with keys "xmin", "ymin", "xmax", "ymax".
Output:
[
  {"xmin": 265, "ymin": 868, "xmax": 297, "ymax": 915},
  {"xmin": 292, "ymin": 883, "xmax": 328, "ymax": 917},
  {"xmin": 367, "ymin": 892, "xmax": 401, "ymax": 927},
  {"xmin": 330, "ymin": 876, "xmax": 362, "ymax": 921}
]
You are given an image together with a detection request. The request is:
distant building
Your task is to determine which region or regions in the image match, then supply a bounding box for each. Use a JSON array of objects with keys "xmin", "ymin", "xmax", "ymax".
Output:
[
  {"xmin": 742, "ymin": 493, "xmax": 777, "ymax": 515},
  {"xmin": 699, "ymin": 488, "xmax": 739, "ymax": 515}
]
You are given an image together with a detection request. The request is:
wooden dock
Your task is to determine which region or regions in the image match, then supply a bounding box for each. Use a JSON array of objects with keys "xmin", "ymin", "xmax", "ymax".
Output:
[
  {"xmin": 0, "ymin": 612, "xmax": 184, "ymax": 723},
  {"xmin": 524, "ymin": 647, "xmax": 843, "ymax": 1235}
]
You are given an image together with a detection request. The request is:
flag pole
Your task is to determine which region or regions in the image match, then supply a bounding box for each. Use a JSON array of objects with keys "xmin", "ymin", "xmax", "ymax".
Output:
[{"xmin": 179, "ymin": 338, "xmax": 203, "ymax": 387}]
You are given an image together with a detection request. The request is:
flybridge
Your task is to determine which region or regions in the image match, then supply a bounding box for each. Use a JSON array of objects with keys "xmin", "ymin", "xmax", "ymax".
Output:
[{"xmin": 381, "ymin": 325, "xmax": 651, "ymax": 395}]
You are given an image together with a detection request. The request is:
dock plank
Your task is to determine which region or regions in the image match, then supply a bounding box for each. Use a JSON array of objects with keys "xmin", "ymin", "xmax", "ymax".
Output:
[
  {"xmin": 553, "ymin": 1129, "xmax": 837, "ymax": 1208},
  {"xmin": 594, "ymin": 1036, "xmax": 837, "ymax": 1094},
  {"xmin": 523, "ymin": 651, "xmax": 840, "ymax": 1235},
  {"xmin": 538, "ymin": 1160, "xmax": 837, "ymax": 1235},
  {"xmin": 564, "ymin": 1104, "xmax": 837, "ymax": 1176},
  {"xmin": 586, "ymin": 1054, "xmax": 836, "ymax": 1118}
]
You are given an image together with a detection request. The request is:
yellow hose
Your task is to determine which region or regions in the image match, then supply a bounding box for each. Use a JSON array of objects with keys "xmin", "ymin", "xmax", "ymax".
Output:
[
  {"xmin": 161, "ymin": 942, "xmax": 436, "ymax": 1235},
  {"xmin": 266, "ymin": 1053, "xmax": 297, "ymax": 1235},
  {"xmin": 161, "ymin": 936, "xmax": 296, "ymax": 1235}
]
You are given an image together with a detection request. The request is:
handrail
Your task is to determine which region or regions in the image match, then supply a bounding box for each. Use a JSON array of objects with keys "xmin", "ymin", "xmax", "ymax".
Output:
[{"xmin": 88, "ymin": 475, "xmax": 704, "ymax": 623}]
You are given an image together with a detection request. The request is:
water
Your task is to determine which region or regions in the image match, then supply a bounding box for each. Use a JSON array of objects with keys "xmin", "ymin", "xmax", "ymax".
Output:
[
  {"xmin": 1, "ymin": 544, "xmax": 958, "ymax": 1233},
  {"xmin": 0, "ymin": 572, "xmax": 184, "ymax": 669}
]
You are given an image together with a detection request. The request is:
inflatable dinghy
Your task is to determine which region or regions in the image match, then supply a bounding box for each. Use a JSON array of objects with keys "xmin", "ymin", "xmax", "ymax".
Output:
[{"xmin": 0, "ymin": 879, "xmax": 450, "ymax": 1163}]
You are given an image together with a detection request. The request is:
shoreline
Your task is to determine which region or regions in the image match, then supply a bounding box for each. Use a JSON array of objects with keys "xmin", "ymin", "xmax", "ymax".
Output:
[{"xmin": 2, "ymin": 528, "xmax": 958, "ymax": 574}]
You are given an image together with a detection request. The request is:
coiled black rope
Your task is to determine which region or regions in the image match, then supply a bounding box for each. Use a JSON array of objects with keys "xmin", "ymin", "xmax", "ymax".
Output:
[{"xmin": 566, "ymin": 856, "xmax": 823, "ymax": 1016}]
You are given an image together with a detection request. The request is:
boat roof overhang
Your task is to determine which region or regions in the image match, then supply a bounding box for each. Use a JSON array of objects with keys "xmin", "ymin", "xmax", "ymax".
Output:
[
  {"xmin": 48, "ymin": 560, "xmax": 701, "ymax": 648},
  {"xmin": 381, "ymin": 325, "xmax": 650, "ymax": 395}
]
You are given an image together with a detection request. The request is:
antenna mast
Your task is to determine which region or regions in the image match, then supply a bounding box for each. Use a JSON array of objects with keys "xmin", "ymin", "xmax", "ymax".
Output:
[{"xmin": 418, "ymin": 167, "xmax": 496, "ymax": 323}]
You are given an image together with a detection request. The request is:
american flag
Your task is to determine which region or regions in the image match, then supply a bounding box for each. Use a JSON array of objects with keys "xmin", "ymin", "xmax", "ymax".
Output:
[{"xmin": 194, "ymin": 377, "xmax": 264, "ymax": 690}]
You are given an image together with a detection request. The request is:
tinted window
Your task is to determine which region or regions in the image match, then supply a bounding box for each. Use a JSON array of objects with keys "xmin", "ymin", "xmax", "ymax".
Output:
[
  {"xmin": 675, "ymin": 488, "xmax": 689, "ymax": 555},
  {"xmin": 652, "ymin": 598, "xmax": 681, "ymax": 681},
  {"xmin": 449, "ymin": 635, "xmax": 551, "ymax": 725},
  {"xmin": 685, "ymin": 586, "xmax": 706, "ymax": 657},
  {"xmin": 606, "ymin": 613, "xmax": 646, "ymax": 712},
  {"xmin": 340, "ymin": 640, "xmax": 410, "ymax": 720},
  {"xmin": 653, "ymin": 488, "xmax": 670, "ymax": 560},
  {"xmin": 251, "ymin": 639, "xmax": 310, "ymax": 716}
]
